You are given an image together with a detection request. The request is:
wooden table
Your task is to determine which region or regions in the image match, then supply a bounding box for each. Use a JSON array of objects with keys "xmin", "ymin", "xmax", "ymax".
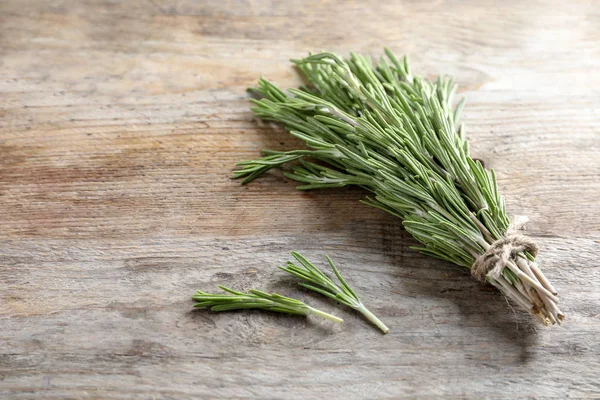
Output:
[{"xmin": 1, "ymin": 1, "xmax": 599, "ymax": 398}]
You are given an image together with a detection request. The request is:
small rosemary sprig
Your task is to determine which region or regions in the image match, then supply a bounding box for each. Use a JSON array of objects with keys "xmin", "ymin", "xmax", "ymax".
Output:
[
  {"xmin": 280, "ymin": 252, "xmax": 389, "ymax": 334},
  {"xmin": 192, "ymin": 285, "xmax": 344, "ymax": 324}
]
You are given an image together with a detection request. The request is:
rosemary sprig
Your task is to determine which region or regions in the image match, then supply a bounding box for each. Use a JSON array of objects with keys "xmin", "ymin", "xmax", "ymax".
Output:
[
  {"xmin": 280, "ymin": 251, "xmax": 389, "ymax": 334},
  {"xmin": 235, "ymin": 49, "xmax": 563, "ymax": 325},
  {"xmin": 193, "ymin": 285, "xmax": 344, "ymax": 324}
]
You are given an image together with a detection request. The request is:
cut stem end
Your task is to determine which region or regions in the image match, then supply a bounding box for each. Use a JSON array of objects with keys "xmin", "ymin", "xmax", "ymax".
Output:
[{"xmin": 356, "ymin": 304, "xmax": 390, "ymax": 334}]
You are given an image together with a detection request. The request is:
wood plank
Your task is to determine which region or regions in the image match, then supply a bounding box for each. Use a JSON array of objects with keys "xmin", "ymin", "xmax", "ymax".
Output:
[{"xmin": 1, "ymin": 0, "xmax": 599, "ymax": 398}]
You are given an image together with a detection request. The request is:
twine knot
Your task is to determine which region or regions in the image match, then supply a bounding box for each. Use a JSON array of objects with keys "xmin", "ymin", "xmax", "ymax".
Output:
[{"xmin": 471, "ymin": 215, "xmax": 538, "ymax": 282}]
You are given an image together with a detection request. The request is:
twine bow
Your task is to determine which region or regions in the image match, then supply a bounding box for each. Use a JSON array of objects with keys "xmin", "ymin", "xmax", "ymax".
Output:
[{"xmin": 471, "ymin": 215, "xmax": 538, "ymax": 282}]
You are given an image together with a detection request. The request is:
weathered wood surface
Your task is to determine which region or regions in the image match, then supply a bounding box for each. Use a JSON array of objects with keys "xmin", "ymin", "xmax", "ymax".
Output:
[{"xmin": 1, "ymin": 1, "xmax": 599, "ymax": 398}]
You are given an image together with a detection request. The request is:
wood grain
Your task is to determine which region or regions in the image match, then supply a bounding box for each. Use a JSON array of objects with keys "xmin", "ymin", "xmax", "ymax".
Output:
[{"xmin": 1, "ymin": 0, "xmax": 599, "ymax": 398}]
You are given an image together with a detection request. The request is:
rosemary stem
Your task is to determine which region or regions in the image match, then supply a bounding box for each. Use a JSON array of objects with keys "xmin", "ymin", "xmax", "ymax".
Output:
[
  {"xmin": 544, "ymin": 295, "xmax": 564, "ymax": 321},
  {"xmin": 307, "ymin": 307, "xmax": 344, "ymax": 324},
  {"xmin": 515, "ymin": 258, "xmax": 546, "ymax": 310},
  {"xmin": 542, "ymin": 297, "xmax": 561, "ymax": 325},
  {"xmin": 529, "ymin": 261, "xmax": 558, "ymax": 295},
  {"xmin": 356, "ymin": 304, "xmax": 390, "ymax": 334},
  {"xmin": 516, "ymin": 257, "xmax": 537, "ymax": 281},
  {"xmin": 470, "ymin": 213, "xmax": 495, "ymax": 243},
  {"xmin": 506, "ymin": 260, "xmax": 558, "ymax": 303},
  {"xmin": 529, "ymin": 285, "xmax": 546, "ymax": 311},
  {"xmin": 491, "ymin": 276, "xmax": 533, "ymax": 311},
  {"xmin": 514, "ymin": 280, "xmax": 535, "ymax": 307}
]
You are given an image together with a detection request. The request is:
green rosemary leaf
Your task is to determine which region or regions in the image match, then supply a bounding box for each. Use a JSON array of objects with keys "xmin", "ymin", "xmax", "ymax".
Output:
[
  {"xmin": 298, "ymin": 282, "xmax": 343, "ymax": 304},
  {"xmin": 326, "ymin": 255, "xmax": 359, "ymax": 301}
]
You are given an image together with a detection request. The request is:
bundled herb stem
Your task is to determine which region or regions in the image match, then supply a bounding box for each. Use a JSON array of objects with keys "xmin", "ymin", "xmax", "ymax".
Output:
[
  {"xmin": 235, "ymin": 49, "xmax": 563, "ymax": 325},
  {"xmin": 193, "ymin": 286, "xmax": 343, "ymax": 324},
  {"xmin": 280, "ymin": 251, "xmax": 389, "ymax": 334}
]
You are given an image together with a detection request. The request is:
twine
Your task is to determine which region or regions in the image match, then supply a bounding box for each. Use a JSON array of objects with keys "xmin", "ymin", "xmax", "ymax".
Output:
[{"xmin": 471, "ymin": 215, "xmax": 538, "ymax": 282}]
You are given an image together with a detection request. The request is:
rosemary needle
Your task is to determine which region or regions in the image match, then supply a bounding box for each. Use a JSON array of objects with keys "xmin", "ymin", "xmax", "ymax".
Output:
[
  {"xmin": 192, "ymin": 285, "xmax": 344, "ymax": 324},
  {"xmin": 279, "ymin": 252, "xmax": 389, "ymax": 334}
]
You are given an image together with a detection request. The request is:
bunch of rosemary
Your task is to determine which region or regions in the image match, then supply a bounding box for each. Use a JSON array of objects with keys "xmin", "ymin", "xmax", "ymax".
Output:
[{"xmin": 235, "ymin": 49, "xmax": 563, "ymax": 325}]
